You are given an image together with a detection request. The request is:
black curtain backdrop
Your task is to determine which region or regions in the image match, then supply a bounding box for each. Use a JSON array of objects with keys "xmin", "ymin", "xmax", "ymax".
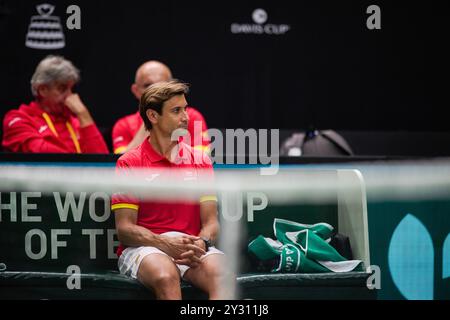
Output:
[{"xmin": 0, "ymin": 0, "xmax": 448, "ymax": 146}]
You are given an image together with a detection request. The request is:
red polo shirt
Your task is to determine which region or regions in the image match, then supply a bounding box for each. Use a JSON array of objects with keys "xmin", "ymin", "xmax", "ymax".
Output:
[
  {"xmin": 111, "ymin": 139, "xmax": 216, "ymax": 257},
  {"xmin": 112, "ymin": 107, "xmax": 210, "ymax": 154},
  {"xmin": 2, "ymin": 101, "xmax": 109, "ymax": 153}
]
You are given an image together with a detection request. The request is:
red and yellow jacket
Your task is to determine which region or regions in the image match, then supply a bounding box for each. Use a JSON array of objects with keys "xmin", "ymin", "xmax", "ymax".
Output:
[{"xmin": 2, "ymin": 101, "xmax": 109, "ymax": 153}]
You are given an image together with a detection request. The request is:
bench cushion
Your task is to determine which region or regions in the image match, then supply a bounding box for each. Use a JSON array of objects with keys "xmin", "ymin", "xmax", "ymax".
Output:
[{"xmin": 0, "ymin": 271, "xmax": 375, "ymax": 300}]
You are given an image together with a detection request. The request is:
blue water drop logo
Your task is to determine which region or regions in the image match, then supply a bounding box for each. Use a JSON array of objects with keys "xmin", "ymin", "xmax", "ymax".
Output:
[
  {"xmin": 388, "ymin": 214, "xmax": 434, "ymax": 300},
  {"xmin": 443, "ymin": 234, "xmax": 450, "ymax": 280}
]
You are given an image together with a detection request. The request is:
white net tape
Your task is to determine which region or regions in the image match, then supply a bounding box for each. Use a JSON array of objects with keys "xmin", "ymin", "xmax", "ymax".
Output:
[{"xmin": 1, "ymin": 159, "xmax": 450, "ymax": 202}]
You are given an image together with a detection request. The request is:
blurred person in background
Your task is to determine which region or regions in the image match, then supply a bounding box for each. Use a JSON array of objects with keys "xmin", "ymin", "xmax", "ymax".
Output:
[
  {"xmin": 2, "ymin": 55, "xmax": 109, "ymax": 153},
  {"xmin": 112, "ymin": 60, "xmax": 209, "ymax": 154}
]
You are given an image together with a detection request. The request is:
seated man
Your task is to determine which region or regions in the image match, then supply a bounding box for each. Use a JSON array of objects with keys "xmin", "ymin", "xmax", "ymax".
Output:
[
  {"xmin": 111, "ymin": 80, "xmax": 229, "ymax": 300},
  {"xmin": 2, "ymin": 55, "xmax": 109, "ymax": 153},
  {"xmin": 112, "ymin": 60, "xmax": 209, "ymax": 154}
]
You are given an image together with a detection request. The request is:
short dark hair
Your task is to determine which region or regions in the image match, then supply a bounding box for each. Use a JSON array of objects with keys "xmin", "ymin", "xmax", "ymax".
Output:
[{"xmin": 139, "ymin": 79, "xmax": 189, "ymax": 130}]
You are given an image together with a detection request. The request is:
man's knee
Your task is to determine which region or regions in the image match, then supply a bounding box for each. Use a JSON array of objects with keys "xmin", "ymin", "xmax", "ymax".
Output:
[
  {"xmin": 202, "ymin": 255, "xmax": 228, "ymax": 279},
  {"xmin": 137, "ymin": 254, "xmax": 180, "ymax": 288},
  {"xmin": 153, "ymin": 270, "xmax": 180, "ymax": 287}
]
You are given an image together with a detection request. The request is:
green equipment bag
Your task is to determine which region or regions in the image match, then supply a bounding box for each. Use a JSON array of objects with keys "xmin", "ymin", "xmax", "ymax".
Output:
[{"xmin": 248, "ymin": 218, "xmax": 363, "ymax": 273}]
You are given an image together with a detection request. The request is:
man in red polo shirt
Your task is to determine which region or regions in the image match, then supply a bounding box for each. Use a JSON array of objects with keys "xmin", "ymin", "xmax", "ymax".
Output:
[
  {"xmin": 112, "ymin": 60, "xmax": 209, "ymax": 154},
  {"xmin": 111, "ymin": 80, "xmax": 228, "ymax": 300},
  {"xmin": 2, "ymin": 55, "xmax": 109, "ymax": 153}
]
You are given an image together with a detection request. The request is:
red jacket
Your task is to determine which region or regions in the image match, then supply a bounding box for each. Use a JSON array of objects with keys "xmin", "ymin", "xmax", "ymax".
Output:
[{"xmin": 2, "ymin": 101, "xmax": 109, "ymax": 153}]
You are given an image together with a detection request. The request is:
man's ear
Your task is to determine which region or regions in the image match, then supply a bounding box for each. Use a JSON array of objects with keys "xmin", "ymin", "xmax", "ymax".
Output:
[
  {"xmin": 146, "ymin": 109, "xmax": 158, "ymax": 125},
  {"xmin": 37, "ymin": 85, "xmax": 49, "ymax": 98},
  {"xmin": 131, "ymin": 83, "xmax": 140, "ymax": 100}
]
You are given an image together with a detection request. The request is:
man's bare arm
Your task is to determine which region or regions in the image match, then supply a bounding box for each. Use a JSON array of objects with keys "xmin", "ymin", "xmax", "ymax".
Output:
[
  {"xmin": 65, "ymin": 94, "xmax": 94, "ymax": 127},
  {"xmin": 173, "ymin": 200, "xmax": 219, "ymax": 266},
  {"xmin": 114, "ymin": 208, "xmax": 205, "ymax": 265},
  {"xmin": 197, "ymin": 200, "xmax": 220, "ymax": 249}
]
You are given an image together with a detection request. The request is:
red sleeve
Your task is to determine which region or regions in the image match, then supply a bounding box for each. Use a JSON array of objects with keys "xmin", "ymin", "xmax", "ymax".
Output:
[
  {"xmin": 78, "ymin": 123, "xmax": 109, "ymax": 154},
  {"xmin": 193, "ymin": 109, "xmax": 208, "ymax": 132},
  {"xmin": 187, "ymin": 108, "xmax": 210, "ymax": 150},
  {"xmin": 111, "ymin": 157, "xmax": 140, "ymax": 211},
  {"xmin": 112, "ymin": 117, "xmax": 133, "ymax": 154},
  {"xmin": 2, "ymin": 111, "xmax": 70, "ymax": 153},
  {"xmin": 199, "ymin": 113, "xmax": 211, "ymax": 149},
  {"xmin": 196, "ymin": 150, "xmax": 217, "ymax": 202}
]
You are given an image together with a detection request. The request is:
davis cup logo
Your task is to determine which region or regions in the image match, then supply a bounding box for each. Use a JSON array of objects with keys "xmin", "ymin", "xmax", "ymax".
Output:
[
  {"xmin": 252, "ymin": 9, "xmax": 268, "ymax": 25},
  {"xmin": 231, "ymin": 8, "xmax": 290, "ymax": 35},
  {"xmin": 25, "ymin": 3, "xmax": 65, "ymax": 49}
]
